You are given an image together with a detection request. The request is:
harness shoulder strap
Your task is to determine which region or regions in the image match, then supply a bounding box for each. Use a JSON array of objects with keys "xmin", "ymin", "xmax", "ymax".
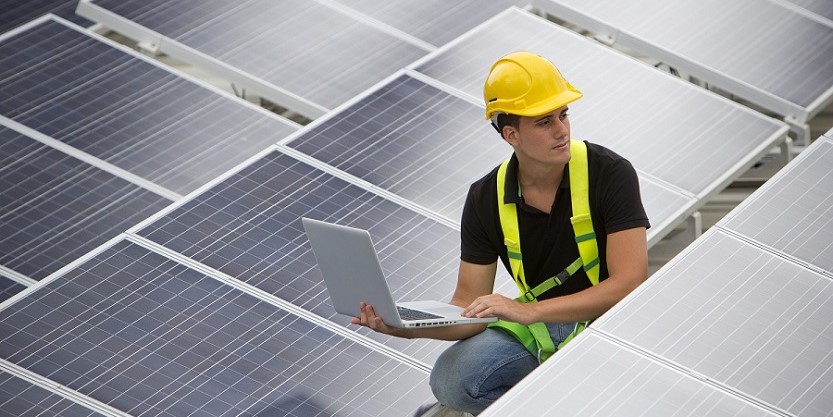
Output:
[{"xmin": 488, "ymin": 139, "xmax": 599, "ymax": 362}]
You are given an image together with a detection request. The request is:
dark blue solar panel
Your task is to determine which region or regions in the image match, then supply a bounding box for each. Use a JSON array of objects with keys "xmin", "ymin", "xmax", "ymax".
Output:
[
  {"xmin": 0, "ymin": 240, "xmax": 433, "ymax": 417},
  {"xmin": 0, "ymin": 1, "xmax": 91, "ymax": 34},
  {"xmin": 0, "ymin": 18, "xmax": 297, "ymax": 195},
  {"xmin": 0, "ymin": 125, "xmax": 172, "ymax": 281},
  {"xmin": 0, "ymin": 370, "xmax": 106, "ymax": 417},
  {"xmin": 0, "ymin": 276, "xmax": 27, "ymax": 304},
  {"xmin": 286, "ymin": 74, "xmax": 511, "ymax": 222},
  {"xmin": 137, "ymin": 150, "xmax": 510, "ymax": 363}
]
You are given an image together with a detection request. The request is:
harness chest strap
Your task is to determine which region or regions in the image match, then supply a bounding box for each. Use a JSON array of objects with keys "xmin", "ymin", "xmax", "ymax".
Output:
[{"xmin": 487, "ymin": 139, "xmax": 600, "ymax": 362}]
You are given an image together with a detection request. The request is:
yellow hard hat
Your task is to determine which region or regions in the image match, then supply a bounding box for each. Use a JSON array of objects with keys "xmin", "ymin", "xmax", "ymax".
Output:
[{"xmin": 483, "ymin": 51, "xmax": 582, "ymax": 120}]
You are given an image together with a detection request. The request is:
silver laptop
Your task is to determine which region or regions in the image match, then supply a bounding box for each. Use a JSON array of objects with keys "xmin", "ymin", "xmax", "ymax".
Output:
[{"xmin": 302, "ymin": 217, "xmax": 497, "ymax": 328}]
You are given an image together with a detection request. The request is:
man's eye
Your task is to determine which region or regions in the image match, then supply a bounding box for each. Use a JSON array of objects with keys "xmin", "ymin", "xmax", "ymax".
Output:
[{"xmin": 560, "ymin": 113, "xmax": 570, "ymax": 120}]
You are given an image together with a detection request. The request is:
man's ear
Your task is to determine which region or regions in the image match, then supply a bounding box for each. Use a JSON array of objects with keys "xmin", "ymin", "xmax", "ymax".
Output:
[{"xmin": 502, "ymin": 125, "xmax": 518, "ymax": 144}]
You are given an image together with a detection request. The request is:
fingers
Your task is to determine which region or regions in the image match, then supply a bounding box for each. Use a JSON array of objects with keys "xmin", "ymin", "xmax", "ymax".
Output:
[{"xmin": 352, "ymin": 302, "xmax": 386, "ymax": 331}]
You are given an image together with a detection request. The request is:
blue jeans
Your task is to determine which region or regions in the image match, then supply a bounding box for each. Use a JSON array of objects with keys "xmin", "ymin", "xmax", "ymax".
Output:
[{"xmin": 429, "ymin": 322, "xmax": 576, "ymax": 415}]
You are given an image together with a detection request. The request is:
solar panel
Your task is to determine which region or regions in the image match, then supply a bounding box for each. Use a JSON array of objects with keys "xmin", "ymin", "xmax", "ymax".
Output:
[
  {"xmin": 593, "ymin": 229, "xmax": 833, "ymax": 416},
  {"xmin": 0, "ymin": 123, "xmax": 172, "ymax": 281},
  {"xmin": 285, "ymin": 71, "xmax": 696, "ymax": 246},
  {"xmin": 285, "ymin": 73, "xmax": 511, "ymax": 223},
  {"xmin": 719, "ymin": 136, "xmax": 833, "ymax": 274},
  {"xmin": 0, "ymin": 16, "xmax": 298, "ymax": 195},
  {"xmin": 136, "ymin": 148, "xmax": 510, "ymax": 364},
  {"xmin": 414, "ymin": 8, "xmax": 788, "ymax": 197},
  {"xmin": 775, "ymin": 0, "xmax": 833, "ymax": 24},
  {"xmin": 0, "ymin": 239, "xmax": 434, "ymax": 417},
  {"xmin": 0, "ymin": 277, "xmax": 27, "ymax": 306},
  {"xmin": 77, "ymin": 0, "xmax": 430, "ymax": 117},
  {"xmin": 0, "ymin": 0, "xmax": 91, "ymax": 34},
  {"xmin": 481, "ymin": 332, "xmax": 781, "ymax": 417},
  {"xmin": 328, "ymin": 0, "xmax": 527, "ymax": 47},
  {"xmin": 0, "ymin": 370, "xmax": 106, "ymax": 417},
  {"xmin": 532, "ymin": 0, "xmax": 833, "ymax": 125}
]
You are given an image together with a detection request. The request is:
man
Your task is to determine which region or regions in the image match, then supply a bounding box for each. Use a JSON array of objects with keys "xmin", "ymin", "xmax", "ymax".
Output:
[{"xmin": 353, "ymin": 51, "xmax": 650, "ymax": 415}]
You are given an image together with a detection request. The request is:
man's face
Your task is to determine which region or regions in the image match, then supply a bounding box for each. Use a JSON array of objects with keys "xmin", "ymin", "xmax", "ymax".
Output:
[{"xmin": 504, "ymin": 106, "xmax": 572, "ymax": 167}]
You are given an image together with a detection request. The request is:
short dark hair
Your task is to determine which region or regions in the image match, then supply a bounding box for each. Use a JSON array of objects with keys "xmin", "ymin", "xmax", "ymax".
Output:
[{"xmin": 494, "ymin": 113, "xmax": 520, "ymax": 139}]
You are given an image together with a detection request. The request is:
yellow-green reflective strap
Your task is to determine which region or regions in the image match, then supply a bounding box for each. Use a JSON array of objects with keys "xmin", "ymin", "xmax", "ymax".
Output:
[{"xmin": 489, "ymin": 140, "xmax": 600, "ymax": 362}]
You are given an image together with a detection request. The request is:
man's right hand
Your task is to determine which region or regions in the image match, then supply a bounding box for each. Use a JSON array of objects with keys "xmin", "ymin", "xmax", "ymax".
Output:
[{"xmin": 351, "ymin": 302, "xmax": 409, "ymax": 338}]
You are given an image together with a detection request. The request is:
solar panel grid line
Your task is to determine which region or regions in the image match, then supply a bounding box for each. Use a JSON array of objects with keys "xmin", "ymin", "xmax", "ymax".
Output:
[
  {"xmin": 0, "ymin": 266, "xmax": 37, "ymax": 288},
  {"xmin": 480, "ymin": 332, "xmax": 788, "ymax": 417},
  {"xmin": 0, "ymin": 239, "xmax": 434, "ymax": 416},
  {"xmin": 716, "ymin": 135, "xmax": 833, "ymax": 277},
  {"xmin": 410, "ymin": 62, "xmax": 706, "ymax": 204},
  {"xmin": 286, "ymin": 76, "xmax": 484, "ymax": 199},
  {"xmin": 134, "ymin": 149, "xmax": 485, "ymax": 364},
  {"xmin": 75, "ymin": 0, "xmax": 423, "ymax": 119},
  {"xmin": 0, "ymin": 116, "xmax": 181, "ymax": 202},
  {"xmin": 0, "ymin": 360, "xmax": 130, "ymax": 417},
  {"xmin": 532, "ymin": 0, "xmax": 833, "ymax": 124},
  {"xmin": 581, "ymin": 330, "xmax": 795, "ymax": 417},
  {"xmin": 0, "ymin": 125, "xmax": 176, "ymax": 282},
  {"xmin": 412, "ymin": 8, "xmax": 790, "ymax": 193},
  {"xmin": 53, "ymin": 14, "xmax": 304, "ymax": 130},
  {"xmin": 591, "ymin": 229, "xmax": 833, "ymax": 416},
  {"xmin": 714, "ymin": 226, "xmax": 833, "ymax": 281},
  {"xmin": 121, "ymin": 144, "xmax": 283, "ymax": 238},
  {"xmin": 276, "ymin": 144, "xmax": 460, "ymax": 231},
  {"xmin": 124, "ymin": 233, "xmax": 434, "ymax": 374},
  {"xmin": 1, "ymin": 17, "xmax": 300, "ymax": 195},
  {"xmin": 313, "ymin": 0, "xmax": 437, "ymax": 51}
]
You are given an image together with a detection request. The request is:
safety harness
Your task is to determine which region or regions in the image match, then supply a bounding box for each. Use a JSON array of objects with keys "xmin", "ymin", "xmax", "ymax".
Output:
[{"xmin": 487, "ymin": 139, "xmax": 600, "ymax": 363}]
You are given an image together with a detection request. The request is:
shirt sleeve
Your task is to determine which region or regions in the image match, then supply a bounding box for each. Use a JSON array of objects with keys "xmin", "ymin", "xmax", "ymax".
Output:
[
  {"xmin": 460, "ymin": 180, "xmax": 502, "ymax": 265},
  {"xmin": 597, "ymin": 157, "xmax": 651, "ymax": 234}
]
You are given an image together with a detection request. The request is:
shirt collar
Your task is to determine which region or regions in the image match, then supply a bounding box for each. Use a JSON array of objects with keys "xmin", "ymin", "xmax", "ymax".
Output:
[{"xmin": 503, "ymin": 153, "xmax": 570, "ymax": 205}]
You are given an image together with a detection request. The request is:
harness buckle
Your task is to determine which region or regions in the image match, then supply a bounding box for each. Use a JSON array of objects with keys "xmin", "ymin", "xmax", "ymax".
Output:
[{"xmin": 521, "ymin": 289, "xmax": 536, "ymax": 302}]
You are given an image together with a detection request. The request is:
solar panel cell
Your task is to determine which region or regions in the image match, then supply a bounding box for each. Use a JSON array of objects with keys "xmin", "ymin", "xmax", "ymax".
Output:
[
  {"xmin": 85, "ymin": 0, "xmax": 430, "ymax": 112},
  {"xmin": 0, "ymin": 240, "xmax": 433, "ymax": 417},
  {"xmin": 0, "ymin": 125, "xmax": 172, "ymax": 281},
  {"xmin": 481, "ymin": 333, "xmax": 781, "ymax": 417},
  {"xmin": 0, "ymin": 18, "xmax": 298, "ymax": 195},
  {"xmin": 595, "ymin": 230, "xmax": 833, "ymax": 416},
  {"xmin": 287, "ymin": 74, "xmax": 510, "ymax": 222},
  {"xmin": 0, "ymin": 370, "xmax": 106, "ymax": 417},
  {"xmin": 720, "ymin": 138, "xmax": 833, "ymax": 274},
  {"xmin": 138, "ymin": 150, "xmax": 488, "ymax": 363}
]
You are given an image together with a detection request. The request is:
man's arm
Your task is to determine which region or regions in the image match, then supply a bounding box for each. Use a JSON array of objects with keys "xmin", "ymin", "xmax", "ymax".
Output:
[
  {"xmin": 352, "ymin": 260, "xmax": 498, "ymax": 341},
  {"xmin": 463, "ymin": 227, "xmax": 648, "ymax": 325}
]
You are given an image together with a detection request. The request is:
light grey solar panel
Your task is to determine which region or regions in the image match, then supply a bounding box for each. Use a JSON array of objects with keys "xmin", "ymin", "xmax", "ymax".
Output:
[
  {"xmin": 136, "ymin": 149, "xmax": 509, "ymax": 364},
  {"xmin": 776, "ymin": 0, "xmax": 833, "ymax": 23},
  {"xmin": 0, "ymin": 370, "xmax": 107, "ymax": 417},
  {"xmin": 0, "ymin": 239, "xmax": 434, "ymax": 417},
  {"xmin": 719, "ymin": 136, "xmax": 833, "ymax": 274},
  {"xmin": 0, "ymin": 17, "xmax": 298, "ymax": 195},
  {"xmin": 0, "ymin": 123, "xmax": 172, "ymax": 281},
  {"xmin": 328, "ymin": 0, "xmax": 527, "ymax": 47},
  {"xmin": 415, "ymin": 8, "xmax": 788, "ymax": 198},
  {"xmin": 533, "ymin": 0, "xmax": 833, "ymax": 124},
  {"xmin": 481, "ymin": 332, "xmax": 781, "ymax": 417},
  {"xmin": 78, "ymin": 0, "xmax": 430, "ymax": 117},
  {"xmin": 594, "ymin": 229, "xmax": 833, "ymax": 416}
]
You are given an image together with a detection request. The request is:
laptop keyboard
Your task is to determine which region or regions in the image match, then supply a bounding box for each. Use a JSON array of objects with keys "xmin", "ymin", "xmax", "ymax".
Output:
[{"xmin": 397, "ymin": 306, "xmax": 443, "ymax": 321}]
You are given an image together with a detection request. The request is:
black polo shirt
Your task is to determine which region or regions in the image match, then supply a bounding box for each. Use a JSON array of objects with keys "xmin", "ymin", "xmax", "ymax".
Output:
[{"xmin": 461, "ymin": 141, "xmax": 650, "ymax": 300}]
